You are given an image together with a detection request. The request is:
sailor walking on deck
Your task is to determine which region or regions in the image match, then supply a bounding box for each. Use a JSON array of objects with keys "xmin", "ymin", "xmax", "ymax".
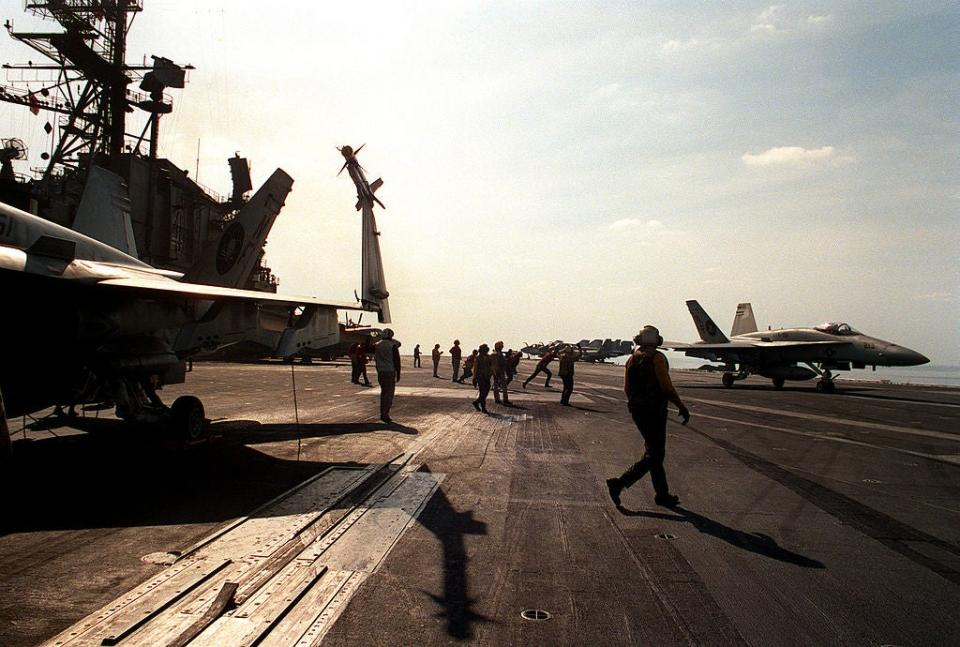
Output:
[
  {"xmin": 558, "ymin": 344, "xmax": 582, "ymax": 406},
  {"xmin": 374, "ymin": 329, "xmax": 402, "ymax": 423},
  {"xmin": 472, "ymin": 344, "xmax": 492, "ymax": 413},
  {"xmin": 505, "ymin": 349, "xmax": 522, "ymax": 390},
  {"xmin": 607, "ymin": 326, "xmax": 689, "ymax": 508},
  {"xmin": 450, "ymin": 340, "xmax": 462, "ymax": 382},
  {"xmin": 491, "ymin": 341, "xmax": 509, "ymax": 405},
  {"xmin": 413, "ymin": 344, "xmax": 422, "ymax": 368},
  {"xmin": 432, "ymin": 344, "xmax": 442, "ymax": 378}
]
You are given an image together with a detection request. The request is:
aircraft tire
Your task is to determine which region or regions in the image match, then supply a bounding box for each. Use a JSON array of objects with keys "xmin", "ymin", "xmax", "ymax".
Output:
[
  {"xmin": 722, "ymin": 373, "xmax": 735, "ymax": 388},
  {"xmin": 773, "ymin": 377, "xmax": 785, "ymax": 390},
  {"xmin": 816, "ymin": 380, "xmax": 835, "ymax": 393},
  {"xmin": 171, "ymin": 395, "xmax": 206, "ymax": 441}
]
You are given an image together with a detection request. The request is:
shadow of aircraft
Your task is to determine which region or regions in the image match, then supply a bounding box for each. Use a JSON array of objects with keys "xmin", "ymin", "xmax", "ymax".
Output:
[
  {"xmin": 680, "ymin": 383, "xmax": 870, "ymax": 395},
  {"xmin": 415, "ymin": 467, "xmax": 493, "ymax": 640},
  {"xmin": 1, "ymin": 438, "xmax": 337, "ymax": 535},
  {"xmin": 210, "ymin": 419, "xmax": 419, "ymax": 440},
  {"xmin": 617, "ymin": 505, "xmax": 824, "ymax": 568}
]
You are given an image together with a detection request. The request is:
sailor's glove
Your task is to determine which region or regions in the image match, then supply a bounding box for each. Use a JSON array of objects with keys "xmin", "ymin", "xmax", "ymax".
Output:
[{"xmin": 678, "ymin": 405, "xmax": 690, "ymax": 426}]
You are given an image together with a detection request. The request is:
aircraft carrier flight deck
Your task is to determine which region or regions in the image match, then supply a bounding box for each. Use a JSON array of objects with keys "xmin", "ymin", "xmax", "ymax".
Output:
[{"xmin": 2, "ymin": 360, "xmax": 959, "ymax": 646}]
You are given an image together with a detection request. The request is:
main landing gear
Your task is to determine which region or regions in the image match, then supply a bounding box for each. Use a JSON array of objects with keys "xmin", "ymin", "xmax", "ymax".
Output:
[
  {"xmin": 113, "ymin": 378, "xmax": 208, "ymax": 441},
  {"xmin": 721, "ymin": 371, "xmax": 749, "ymax": 388},
  {"xmin": 806, "ymin": 364, "xmax": 836, "ymax": 393}
]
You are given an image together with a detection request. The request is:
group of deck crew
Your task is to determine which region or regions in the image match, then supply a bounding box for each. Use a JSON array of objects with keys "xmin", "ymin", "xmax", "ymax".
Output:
[{"xmin": 356, "ymin": 326, "xmax": 691, "ymax": 508}]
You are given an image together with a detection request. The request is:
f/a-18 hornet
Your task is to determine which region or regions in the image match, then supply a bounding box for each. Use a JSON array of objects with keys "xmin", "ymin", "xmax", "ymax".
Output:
[
  {"xmin": 665, "ymin": 301, "xmax": 928, "ymax": 392},
  {"xmin": 0, "ymin": 152, "xmax": 391, "ymax": 458}
]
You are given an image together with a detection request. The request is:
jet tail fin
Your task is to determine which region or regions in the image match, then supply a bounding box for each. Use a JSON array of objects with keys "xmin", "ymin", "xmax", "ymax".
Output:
[
  {"xmin": 686, "ymin": 300, "xmax": 730, "ymax": 343},
  {"xmin": 361, "ymin": 199, "xmax": 390, "ymax": 323},
  {"xmin": 731, "ymin": 302, "xmax": 758, "ymax": 336},
  {"xmin": 183, "ymin": 168, "xmax": 293, "ymax": 288},
  {"xmin": 72, "ymin": 166, "xmax": 138, "ymax": 258}
]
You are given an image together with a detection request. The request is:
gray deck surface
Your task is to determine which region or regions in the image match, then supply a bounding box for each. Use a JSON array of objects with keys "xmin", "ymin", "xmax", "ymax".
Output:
[{"xmin": 2, "ymin": 360, "xmax": 959, "ymax": 646}]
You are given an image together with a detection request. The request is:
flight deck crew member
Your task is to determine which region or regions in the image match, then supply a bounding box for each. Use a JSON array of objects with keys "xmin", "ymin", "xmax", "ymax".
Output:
[
  {"xmin": 558, "ymin": 344, "xmax": 582, "ymax": 406},
  {"xmin": 349, "ymin": 342, "xmax": 362, "ymax": 384},
  {"xmin": 450, "ymin": 340, "xmax": 462, "ymax": 382},
  {"xmin": 432, "ymin": 344, "xmax": 442, "ymax": 378},
  {"xmin": 413, "ymin": 344, "xmax": 422, "ymax": 368},
  {"xmin": 374, "ymin": 328, "xmax": 402, "ymax": 423},
  {"xmin": 350, "ymin": 341, "xmax": 371, "ymax": 386},
  {"xmin": 522, "ymin": 346, "xmax": 557, "ymax": 389},
  {"xmin": 607, "ymin": 326, "xmax": 689, "ymax": 508},
  {"xmin": 459, "ymin": 350, "xmax": 477, "ymax": 384},
  {"xmin": 505, "ymin": 349, "xmax": 522, "ymax": 388},
  {"xmin": 491, "ymin": 341, "xmax": 509, "ymax": 405},
  {"xmin": 472, "ymin": 344, "xmax": 492, "ymax": 413}
]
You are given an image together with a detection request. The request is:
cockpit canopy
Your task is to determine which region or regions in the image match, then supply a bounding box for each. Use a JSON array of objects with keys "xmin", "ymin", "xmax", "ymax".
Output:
[{"xmin": 814, "ymin": 322, "xmax": 860, "ymax": 336}]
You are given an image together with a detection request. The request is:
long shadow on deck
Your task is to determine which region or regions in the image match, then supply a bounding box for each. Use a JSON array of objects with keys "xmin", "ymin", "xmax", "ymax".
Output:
[
  {"xmin": 1, "ymin": 415, "xmax": 418, "ymax": 534},
  {"xmin": 617, "ymin": 506, "xmax": 825, "ymax": 568},
  {"xmin": 212, "ymin": 419, "xmax": 419, "ymax": 440},
  {"xmin": 415, "ymin": 467, "xmax": 492, "ymax": 640},
  {"xmin": 691, "ymin": 426, "xmax": 960, "ymax": 585}
]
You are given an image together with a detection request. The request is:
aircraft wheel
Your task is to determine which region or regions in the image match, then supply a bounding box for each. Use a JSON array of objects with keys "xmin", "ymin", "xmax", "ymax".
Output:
[
  {"xmin": 171, "ymin": 395, "xmax": 206, "ymax": 441},
  {"xmin": 772, "ymin": 377, "xmax": 785, "ymax": 390},
  {"xmin": 816, "ymin": 380, "xmax": 835, "ymax": 393},
  {"xmin": 722, "ymin": 373, "xmax": 735, "ymax": 388}
]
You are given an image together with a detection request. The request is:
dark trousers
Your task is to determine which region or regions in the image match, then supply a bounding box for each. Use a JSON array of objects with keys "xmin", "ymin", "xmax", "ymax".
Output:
[
  {"xmin": 618, "ymin": 406, "xmax": 669, "ymax": 496},
  {"xmin": 452, "ymin": 358, "xmax": 461, "ymax": 381},
  {"xmin": 351, "ymin": 359, "xmax": 360, "ymax": 383},
  {"xmin": 433, "ymin": 359, "xmax": 440, "ymax": 377},
  {"xmin": 523, "ymin": 365, "xmax": 552, "ymax": 387},
  {"xmin": 494, "ymin": 374, "xmax": 509, "ymax": 403},
  {"xmin": 560, "ymin": 375, "xmax": 574, "ymax": 404},
  {"xmin": 474, "ymin": 377, "xmax": 491, "ymax": 410},
  {"xmin": 378, "ymin": 371, "xmax": 396, "ymax": 419},
  {"xmin": 459, "ymin": 367, "xmax": 472, "ymax": 383},
  {"xmin": 414, "ymin": 355, "xmax": 421, "ymax": 367}
]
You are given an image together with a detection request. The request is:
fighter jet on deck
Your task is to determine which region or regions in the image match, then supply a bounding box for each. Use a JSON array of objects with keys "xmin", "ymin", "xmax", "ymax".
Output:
[
  {"xmin": 0, "ymin": 160, "xmax": 390, "ymax": 457},
  {"xmin": 575, "ymin": 338, "xmax": 634, "ymax": 362},
  {"xmin": 522, "ymin": 339, "xmax": 633, "ymax": 362},
  {"xmin": 664, "ymin": 300, "xmax": 929, "ymax": 392}
]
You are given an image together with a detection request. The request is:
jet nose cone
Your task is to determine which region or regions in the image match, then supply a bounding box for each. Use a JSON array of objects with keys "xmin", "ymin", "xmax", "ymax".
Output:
[{"xmin": 883, "ymin": 345, "xmax": 930, "ymax": 366}]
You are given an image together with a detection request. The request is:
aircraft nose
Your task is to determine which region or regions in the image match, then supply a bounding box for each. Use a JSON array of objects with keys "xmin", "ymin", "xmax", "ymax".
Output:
[{"xmin": 882, "ymin": 345, "xmax": 930, "ymax": 366}]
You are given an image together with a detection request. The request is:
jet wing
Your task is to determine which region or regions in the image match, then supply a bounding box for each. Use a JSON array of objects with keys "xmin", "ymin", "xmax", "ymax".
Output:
[
  {"xmin": 664, "ymin": 340, "xmax": 850, "ymax": 351},
  {"xmin": 664, "ymin": 339, "xmax": 853, "ymax": 365},
  {"xmin": 99, "ymin": 276, "xmax": 364, "ymax": 310}
]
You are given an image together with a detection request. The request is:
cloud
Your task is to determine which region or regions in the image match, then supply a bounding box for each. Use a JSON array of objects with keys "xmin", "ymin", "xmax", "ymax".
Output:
[
  {"xmin": 741, "ymin": 146, "xmax": 853, "ymax": 166},
  {"xmin": 751, "ymin": 5, "xmax": 784, "ymax": 33},
  {"xmin": 661, "ymin": 38, "xmax": 701, "ymax": 54},
  {"xmin": 750, "ymin": 6, "xmax": 834, "ymax": 35},
  {"xmin": 806, "ymin": 14, "xmax": 834, "ymax": 26},
  {"xmin": 609, "ymin": 218, "xmax": 663, "ymax": 231},
  {"xmin": 914, "ymin": 292, "xmax": 957, "ymax": 303}
]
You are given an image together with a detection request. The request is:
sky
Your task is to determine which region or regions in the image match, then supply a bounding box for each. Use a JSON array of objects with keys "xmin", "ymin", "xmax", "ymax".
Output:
[{"xmin": 2, "ymin": 1, "xmax": 958, "ymax": 364}]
